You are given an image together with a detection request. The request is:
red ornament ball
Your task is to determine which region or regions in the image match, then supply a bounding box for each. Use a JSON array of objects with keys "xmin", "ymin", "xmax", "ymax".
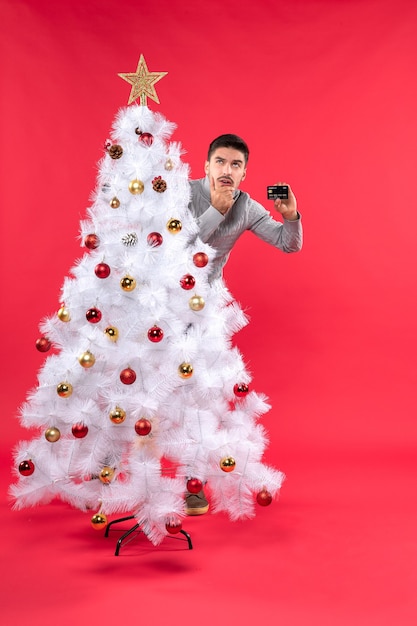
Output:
[
  {"xmin": 120, "ymin": 367, "xmax": 136, "ymax": 385},
  {"xmin": 138, "ymin": 132, "xmax": 154, "ymax": 147},
  {"xmin": 95, "ymin": 263, "xmax": 111, "ymax": 279},
  {"xmin": 186, "ymin": 478, "xmax": 203, "ymax": 494},
  {"xmin": 86, "ymin": 307, "xmax": 102, "ymax": 324},
  {"xmin": 147, "ymin": 232, "xmax": 163, "ymax": 247},
  {"xmin": 84, "ymin": 234, "xmax": 100, "ymax": 250},
  {"xmin": 147, "ymin": 326, "xmax": 164, "ymax": 343},
  {"xmin": 135, "ymin": 418, "xmax": 152, "ymax": 436},
  {"xmin": 256, "ymin": 489, "xmax": 273, "ymax": 507},
  {"xmin": 72, "ymin": 423, "xmax": 89, "ymax": 439},
  {"xmin": 19, "ymin": 460, "xmax": 35, "ymax": 476},
  {"xmin": 180, "ymin": 274, "xmax": 196, "ymax": 290},
  {"xmin": 36, "ymin": 336, "xmax": 51, "ymax": 352},
  {"xmin": 166, "ymin": 520, "xmax": 182, "ymax": 535},
  {"xmin": 234, "ymin": 383, "xmax": 250, "ymax": 397},
  {"xmin": 193, "ymin": 252, "xmax": 208, "ymax": 268}
]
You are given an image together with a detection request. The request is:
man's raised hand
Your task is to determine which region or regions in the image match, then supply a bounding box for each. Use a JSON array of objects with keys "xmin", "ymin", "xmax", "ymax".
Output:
[{"xmin": 210, "ymin": 176, "xmax": 235, "ymax": 215}]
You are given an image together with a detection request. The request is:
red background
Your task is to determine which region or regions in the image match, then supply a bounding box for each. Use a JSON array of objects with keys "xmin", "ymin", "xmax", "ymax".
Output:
[{"xmin": 1, "ymin": 1, "xmax": 416, "ymax": 624}]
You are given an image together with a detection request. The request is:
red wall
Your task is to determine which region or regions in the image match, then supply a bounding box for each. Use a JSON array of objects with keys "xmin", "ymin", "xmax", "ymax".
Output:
[{"xmin": 1, "ymin": 0, "xmax": 416, "ymax": 457}]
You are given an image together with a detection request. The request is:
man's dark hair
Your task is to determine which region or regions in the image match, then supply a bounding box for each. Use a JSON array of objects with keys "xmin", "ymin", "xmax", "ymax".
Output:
[{"xmin": 207, "ymin": 134, "xmax": 249, "ymax": 164}]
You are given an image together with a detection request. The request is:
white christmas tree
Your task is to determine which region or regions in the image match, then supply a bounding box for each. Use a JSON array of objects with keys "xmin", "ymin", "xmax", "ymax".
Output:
[{"xmin": 10, "ymin": 56, "xmax": 284, "ymax": 546}]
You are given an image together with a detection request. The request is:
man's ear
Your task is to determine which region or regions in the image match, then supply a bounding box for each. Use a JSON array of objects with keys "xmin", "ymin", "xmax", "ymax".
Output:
[
  {"xmin": 204, "ymin": 160, "xmax": 209, "ymax": 176},
  {"xmin": 241, "ymin": 169, "xmax": 247, "ymax": 181}
]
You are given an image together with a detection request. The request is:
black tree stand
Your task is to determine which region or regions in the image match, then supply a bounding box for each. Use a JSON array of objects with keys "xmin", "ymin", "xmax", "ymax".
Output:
[{"xmin": 104, "ymin": 515, "xmax": 193, "ymax": 556}]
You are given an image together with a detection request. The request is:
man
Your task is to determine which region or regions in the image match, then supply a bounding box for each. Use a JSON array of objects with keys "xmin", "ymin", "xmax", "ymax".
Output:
[
  {"xmin": 185, "ymin": 133, "xmax": 303, "ymax": 514},
  {"xmin": 189, "ymin": 133, "xmax": 302, "ymax": 282}
]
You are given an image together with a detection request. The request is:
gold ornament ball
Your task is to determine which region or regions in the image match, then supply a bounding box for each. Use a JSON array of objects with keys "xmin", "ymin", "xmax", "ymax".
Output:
[
  {"xmin": 178, "ymin": 362, "xmax": 193, "ymax": 379},
  {"xmin": 57, "ymin": 382, "xmax": 73, "ymax": 398},
  {"xmin": 91, "ymin": 513, "xmax": 108, "ymax": 530},
  {"xmin": 220, "ymin": 456, "xmax": 236, "ymax": 472},
  {"xmin": 99, "ymin": 466, "xmax": 115, "ymax": 484},
  {"xmin": 110, "ymin": 197, "xmax": 120, "ymax": 208},
  {"xmin": 167, "ymin": 218, "xmax": 182, "ymax": 233},
  {"xmin": 45, "ymin": 427, "xmax": 61, "ymax": 442},
  {"xmin": 57, "ymin": 305, "xmax": 71, "ymax": 322},
  {"xmin": 120, "ymin": 275, "xmax": 137, "ymax": 291},
  {"xmin": 189, "ymin": 295, "xmax": 205, "ymax": 311},
  {"xmin": 78, "ymin": 350, "xmax": 96, "ymax": 368},
  {"xmin": 164, "ymin": 158, "xmax": 174, "ymax": 171},
  {"xmin": 128, "ymin": 179, "xmax": 144, "ymax": 195},
  {"xmin": 110, "ymin": 406, "xmax": 126, "ymax": 424},
  {"xmin": 104, "ymin": 326, "xmax": 119, "ymax": 342}
]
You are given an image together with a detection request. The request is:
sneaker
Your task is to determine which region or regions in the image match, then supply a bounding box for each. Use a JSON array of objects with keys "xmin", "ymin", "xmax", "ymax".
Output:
[{"xmin": 185, "ymin": 489, "xmax": 209, "ymax": 516}]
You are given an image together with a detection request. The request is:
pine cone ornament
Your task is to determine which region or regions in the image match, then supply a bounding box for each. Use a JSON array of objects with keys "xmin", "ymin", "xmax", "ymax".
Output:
[
  {"xmin": 108, "ymin": 144, "xmax": 123, "ymax": 159},
  {"xmin": 152, "ymin": 176, "xmax": 167, "ymax": 192},
  {"xmin": 121, "ymin": 232, "xmax": 138, "ymax": 246}
]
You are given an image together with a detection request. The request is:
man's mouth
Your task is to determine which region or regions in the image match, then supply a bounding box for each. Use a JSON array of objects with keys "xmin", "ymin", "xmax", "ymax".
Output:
[{"xmin": 218, "ymin": 177, "xmax": 233, "ymax": 186}]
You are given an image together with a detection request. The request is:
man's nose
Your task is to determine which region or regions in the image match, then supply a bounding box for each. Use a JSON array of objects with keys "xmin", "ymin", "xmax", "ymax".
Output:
[{"xmin": 223, "ymin": 162, "xmax": 232, "ymax": 174}]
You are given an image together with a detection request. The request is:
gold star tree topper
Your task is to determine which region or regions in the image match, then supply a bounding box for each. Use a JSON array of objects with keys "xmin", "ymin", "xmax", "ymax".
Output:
[{"xmin": 118, "ymin": 55, "xmax": 168, "ymax": 106}]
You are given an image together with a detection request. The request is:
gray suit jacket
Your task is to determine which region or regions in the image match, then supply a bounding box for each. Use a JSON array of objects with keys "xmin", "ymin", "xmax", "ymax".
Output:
[{"xmin": 189, "ymin": 177, "xmax": 303, "ymax": 280}]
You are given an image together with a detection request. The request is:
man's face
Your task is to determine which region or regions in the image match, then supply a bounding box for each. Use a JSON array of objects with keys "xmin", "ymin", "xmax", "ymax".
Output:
[{"xmin": 204, "ymin": 147, "xmax": 247, "ymax": 190}]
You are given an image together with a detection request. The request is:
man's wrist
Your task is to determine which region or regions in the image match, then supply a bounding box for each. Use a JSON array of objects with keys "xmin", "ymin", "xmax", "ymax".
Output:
[
  {"xmin": 211, "ymin": 203, "xmax": 228, "ymax": 216},
  {"xmin": 284, "ymin": 211, "xmax": 299, "ymax": 221}
]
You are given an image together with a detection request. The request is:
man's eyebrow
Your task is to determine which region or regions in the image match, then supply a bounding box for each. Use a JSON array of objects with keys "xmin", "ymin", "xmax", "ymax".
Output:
[{"xmin": 215, "ymin": 156, "xmax": 244, "ymax": 165}]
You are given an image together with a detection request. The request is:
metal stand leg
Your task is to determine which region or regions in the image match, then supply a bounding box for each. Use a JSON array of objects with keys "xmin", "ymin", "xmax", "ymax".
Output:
[
  {"xmin": 104, "ymin": 515, "xmax": 193, "ymax": 556},
  {"xmin": 104, "ymin": 515, "xmax": 135, "ymax": 537},
  {"xmin": 179, "ymin": 529, "xmax": 193, "ymax": 550}
]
